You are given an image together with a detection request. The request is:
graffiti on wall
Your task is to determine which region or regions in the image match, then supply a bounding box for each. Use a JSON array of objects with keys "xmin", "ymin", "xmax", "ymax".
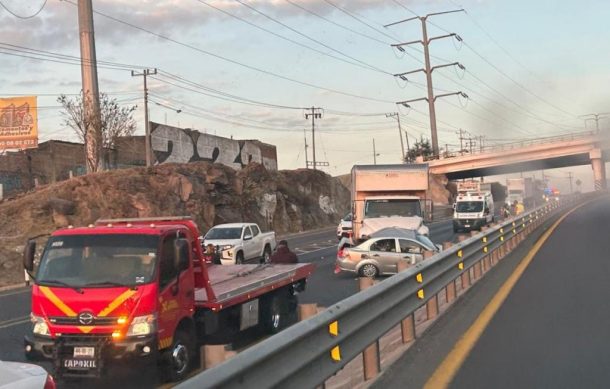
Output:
[{"xmin": 151, "ymin": 124, "xmax": 278, "ymax": 171}]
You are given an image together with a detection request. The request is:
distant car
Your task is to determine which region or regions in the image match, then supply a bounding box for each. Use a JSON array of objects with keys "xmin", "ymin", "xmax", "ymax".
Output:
[
  {"xmin": 336, "ymin": 213, "xmax": 353, "ymax": 240},
  {"xmin": 0, "ymin": 360, "xmax": 55, "ymax": 389},
  {"xmin": 335, "ymin": 227, "xmax": 441, "ymax": 278}
]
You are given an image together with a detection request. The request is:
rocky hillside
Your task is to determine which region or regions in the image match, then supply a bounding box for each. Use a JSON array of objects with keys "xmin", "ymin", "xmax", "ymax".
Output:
[{"xmin": 0, "ymin": 162, "xmax": 349, "ymax": 286}]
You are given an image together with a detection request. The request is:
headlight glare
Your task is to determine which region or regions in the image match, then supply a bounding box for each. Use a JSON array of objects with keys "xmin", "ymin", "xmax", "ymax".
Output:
[
  {"xmin": 126, "ymin": 314, "xmax": 156, "ymax": 337},
  {"xmin": 31, "ymin": 313, "xmax": 50, "ymax": 337}
]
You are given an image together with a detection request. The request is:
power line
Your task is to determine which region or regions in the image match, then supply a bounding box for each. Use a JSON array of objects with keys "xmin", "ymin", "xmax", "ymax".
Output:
[
  {"xmin": 196, "ymin": 0, "xmax": 391, "ymax": 76},
  {"xmin": 322, "ymin": 0, "xmax": 399, "ymax": 42},
  {"xmin": 0, "ymin": 0, "xmax": 47, "ymax": 19},
  {"xmin": 60, "ymin": 0, "xmax": 396, "ymax": 105},
  {"xmin": 231, "ymin": 0, "xmax": 392, "ymax": 75},
  {"xmin": 284, "ymin": 0, "xmax": 392, "ymax": 46}
]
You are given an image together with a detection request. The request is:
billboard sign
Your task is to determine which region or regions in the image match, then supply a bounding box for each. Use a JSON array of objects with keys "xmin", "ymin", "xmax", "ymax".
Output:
[{"xmin": 0, "ymin": 96, "xmax": 38, "ymax": 150}]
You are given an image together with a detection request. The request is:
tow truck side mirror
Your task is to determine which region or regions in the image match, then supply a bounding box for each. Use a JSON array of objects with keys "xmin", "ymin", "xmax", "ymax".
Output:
[
  {"xmin": 174, "ymin": 239, "xmax": 190, "ymax": 272},
  {"xmin": 23, "ymin": 240, "xmax": 36, "ymax": 272}
]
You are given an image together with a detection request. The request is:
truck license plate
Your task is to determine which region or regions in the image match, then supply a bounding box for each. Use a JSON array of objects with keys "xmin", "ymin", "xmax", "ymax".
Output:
[
  {"xmin": 73, "ymin": 347, "xmax": 95, "ymax": 358},
  {"xmin": 63, "ymin": 359, "xmax": 97, "ymax": 369}
]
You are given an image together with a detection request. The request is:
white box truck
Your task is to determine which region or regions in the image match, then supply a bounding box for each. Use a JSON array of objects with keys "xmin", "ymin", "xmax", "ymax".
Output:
[
  {"xmin": 351, "ymin": 164, "xmax": 430, "ymax": 242},
  {"xmin": 506, "ymin": 178, "xmax": 534, "ymax": 207}
]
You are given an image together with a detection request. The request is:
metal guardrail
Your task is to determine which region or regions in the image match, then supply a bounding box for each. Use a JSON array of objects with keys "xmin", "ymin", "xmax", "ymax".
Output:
[{"xmin": 177, "ymin": 194, "xmax": 592, "ymax": 389}]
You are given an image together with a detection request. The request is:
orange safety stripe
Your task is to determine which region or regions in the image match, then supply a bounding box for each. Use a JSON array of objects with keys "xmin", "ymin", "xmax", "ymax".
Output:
[
  {"xmin": 38, "ymin": 286, "xmax": 77, "ymax": 317},
  {"xmin": 39, "ymin": 287, "xmax": 137, "ymax": 334}
]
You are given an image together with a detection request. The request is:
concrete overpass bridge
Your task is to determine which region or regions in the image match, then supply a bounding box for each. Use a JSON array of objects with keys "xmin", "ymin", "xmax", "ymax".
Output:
[{"xmin": 427, "ymin": 131, "xmax": 610, "ymax": 189}]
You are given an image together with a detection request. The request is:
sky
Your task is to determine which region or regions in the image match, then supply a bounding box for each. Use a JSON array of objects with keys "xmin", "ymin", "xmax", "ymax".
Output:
[{"xmin": 1, "ymin": 0, "xmax": 609, "ymax": 190}]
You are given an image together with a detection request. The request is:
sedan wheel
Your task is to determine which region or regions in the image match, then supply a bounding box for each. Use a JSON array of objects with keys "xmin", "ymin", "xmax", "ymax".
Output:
[{"xmin": 359, "ymin": 264, "xmax": 379, "ymax": 278}]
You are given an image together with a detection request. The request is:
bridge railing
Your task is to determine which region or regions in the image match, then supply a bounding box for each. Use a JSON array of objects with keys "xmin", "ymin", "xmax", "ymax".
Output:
[
  {"xmin": 177, "ymin": 194, "xmax": 592, "ymax": 389},
  {"xmin": 429, "ymin": 131, "xmax": 596, "ymax": 161}
]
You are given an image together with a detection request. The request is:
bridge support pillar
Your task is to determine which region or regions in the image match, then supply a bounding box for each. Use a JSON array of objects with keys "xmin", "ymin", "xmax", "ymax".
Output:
[{"xmin": 590, "ymin": 149, "xmax": 607, "ymax": 190}]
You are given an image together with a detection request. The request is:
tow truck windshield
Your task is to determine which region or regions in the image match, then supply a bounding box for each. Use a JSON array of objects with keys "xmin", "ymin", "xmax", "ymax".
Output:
[
  {"xmin": 364, "ymin": 199, "xmax": 422, "ymax": 218},
  {"xmin": 36, "ymin": 234, "xmax": 159, "ymax": 288}
]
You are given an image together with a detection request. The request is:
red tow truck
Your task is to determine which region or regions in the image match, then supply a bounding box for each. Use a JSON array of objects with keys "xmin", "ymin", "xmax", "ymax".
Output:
[{"xmin": 23, "ymin": 217, "xmax": 314, "ymax": 382}]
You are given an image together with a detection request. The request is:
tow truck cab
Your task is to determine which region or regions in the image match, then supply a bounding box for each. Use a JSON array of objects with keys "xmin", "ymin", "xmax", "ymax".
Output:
[{"xmin": 23, "ymin": 217, "xmax": 313, "ymax": 382}]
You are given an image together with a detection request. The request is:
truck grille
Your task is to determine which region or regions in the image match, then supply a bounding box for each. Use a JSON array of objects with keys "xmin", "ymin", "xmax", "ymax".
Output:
[{"xmin": 50, "ymin": 316, "xmax": 118, "ymax": 326}]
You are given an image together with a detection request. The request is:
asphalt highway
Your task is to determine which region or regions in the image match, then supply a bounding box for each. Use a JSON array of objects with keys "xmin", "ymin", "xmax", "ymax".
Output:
[
  {"xmin": 374, "ymin": 196, "xmax": 610, "ymax": 389},
  {"xmin": 0, "ymin": 220, "xmax": 455, "ymax": 387}
]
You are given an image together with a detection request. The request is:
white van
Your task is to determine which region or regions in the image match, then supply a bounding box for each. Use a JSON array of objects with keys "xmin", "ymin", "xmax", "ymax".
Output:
[{"xmin": 453, "ymin": 192, "xmax": 495, "ymax": 232}]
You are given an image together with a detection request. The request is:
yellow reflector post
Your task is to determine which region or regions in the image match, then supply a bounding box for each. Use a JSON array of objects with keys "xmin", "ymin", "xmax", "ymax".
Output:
[
  {"xmin": 500, "ymin": 236, "xmax": 504, "ymax": 242},
  {"xmin": 458, "ymin": 262, "xmax": 464, "ymax": 270},
  {"xmin": 331, "ymin": 346, "xmax": 341, "ymax": 362},
  {"xmin": 457, "ymin": 249, "xmax": 463, "ymax": 258},
  {"xmin": 483, "ymin": 246, "xmax": 488, "ymax": 253},
  {"xmin": 417, "ymin": 289, "xmax": 425, "ymax": 299},
  {"xmin": 329, "ymin": 321, "xmax": 339, "ymax": 337},
  {"xmin": 500, "ymin": 228, "xmax": 504, "ymax": 234},
  {"xmin": 416, "ymin": 273, "xmax": 423, "ymax": 283},
  {"xmin": 482, "ymin": 237, "xmax": 487, "ymax": 243}
]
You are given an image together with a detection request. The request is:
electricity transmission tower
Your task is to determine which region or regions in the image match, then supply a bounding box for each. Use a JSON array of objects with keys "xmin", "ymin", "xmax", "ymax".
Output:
[{"xmin": 385, "ymin": 9, "xmax": 467, "ymax": 158}]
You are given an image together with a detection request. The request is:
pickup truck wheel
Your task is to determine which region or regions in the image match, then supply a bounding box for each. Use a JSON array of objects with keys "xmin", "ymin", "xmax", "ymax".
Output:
[
  {"xmin": 160, "ymin": 330, "xmax": 193, "ymax": 382},
  {"xmin": 261, "ymin": 245, "xmax": 271, "ymax": 264},
  {"xmin": 235, "ymin": 251, "xmax": 244, "ymax": 265},
  {"xmin": 359, "ymin": 263, "xmax": 379, "ymax": 278}
]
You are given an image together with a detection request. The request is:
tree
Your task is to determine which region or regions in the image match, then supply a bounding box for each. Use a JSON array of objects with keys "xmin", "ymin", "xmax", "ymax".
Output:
[
  {"xmin": 58, "ymin": 92, "xmax": 137, "ymax": 170},
  {"xmin": 405, "ymin": 136, "xmax": 433, "ymax": 162}
]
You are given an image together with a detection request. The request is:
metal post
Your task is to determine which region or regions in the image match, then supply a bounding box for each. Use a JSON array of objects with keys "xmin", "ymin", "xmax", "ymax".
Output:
[
  {"xmin": 78, "ymin": 0, "xmax": 102, "ymax": 173},
  {"xmin": 303, "ymin": 127, "xmax": 308, "ymax": 169},
  {"xmin": 359, "ymin": 277, "xmax": 380, "ymax": 380},
  {"xmin": 397, "ymin": 260, "xmax": 415, "ymax": 343},
  {"xmin": 373, "ymin": 138, "xmax": 377, "ymax": 165},
  {"xmin": 443, "ymin": 242, "xmax": 456, "ymax": 303},
  {"xmin": 421, "ymin": 17, "xmax": 439, "ymax": 157},
  {"xmin": 131, "ymin": 68, "xmax": 157, "ymax": 167},
  {"xmin": 311, "ymin": 107, "xmax": 316, "ymax": 170}
]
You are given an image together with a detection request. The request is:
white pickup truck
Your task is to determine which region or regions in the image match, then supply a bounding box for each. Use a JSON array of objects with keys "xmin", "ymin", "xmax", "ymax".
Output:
[{"xmin": 202, "ymin": 223, "xmax": 277, "ymax": 265}]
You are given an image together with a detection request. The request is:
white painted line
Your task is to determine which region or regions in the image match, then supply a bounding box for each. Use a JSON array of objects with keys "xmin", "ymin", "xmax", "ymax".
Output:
[
  {"xmin": 0, "ymin": 288, "xmax": 30, "ymax": 298},
  {"xmin": 0, "ymin": 316, "xmax": 30, "ymax": 329}
]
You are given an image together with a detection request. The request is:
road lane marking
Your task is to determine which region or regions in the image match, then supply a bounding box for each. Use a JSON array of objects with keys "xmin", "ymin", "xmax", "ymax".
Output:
[
  {"xmin": 424, "ymin": 200, "xmax": 593, "ymax": 389},
  {"xmin": 0, "ymin": 316, "xmax": 30, "ymax": 329},
  {"xmin": 0, "ymin": 288, "xmax": 30, "ymax": 298}
]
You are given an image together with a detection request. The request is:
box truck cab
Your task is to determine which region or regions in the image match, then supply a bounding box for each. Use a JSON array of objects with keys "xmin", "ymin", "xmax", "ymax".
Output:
[
  {"xmin": 351, "ymin": 164, "xmax": 431, "ymax": 243},
  {"xmin": 453, "ymin": 192, "xmax": 494, "ymax": 232}
]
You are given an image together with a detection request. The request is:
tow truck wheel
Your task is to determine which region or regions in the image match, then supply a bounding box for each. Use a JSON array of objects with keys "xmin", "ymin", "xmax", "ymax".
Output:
[
  {"xmin": 160, "ymin": 330, "xmax": 193, "ymax": 382},
  {"xmin": 263, "ymin": 291, "xmax": 288, "ymax": 334}
]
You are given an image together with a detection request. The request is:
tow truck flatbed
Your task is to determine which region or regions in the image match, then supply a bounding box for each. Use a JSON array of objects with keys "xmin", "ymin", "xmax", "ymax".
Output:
[{"xmin": 195, "ymin": 263, "xmax": 314, "ymax": 308}]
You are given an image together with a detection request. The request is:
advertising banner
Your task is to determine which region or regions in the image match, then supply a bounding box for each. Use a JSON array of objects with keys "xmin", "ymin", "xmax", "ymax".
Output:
[{"xmin": 0, "ymin": 96, "xmax": 38, "ymax": 150}]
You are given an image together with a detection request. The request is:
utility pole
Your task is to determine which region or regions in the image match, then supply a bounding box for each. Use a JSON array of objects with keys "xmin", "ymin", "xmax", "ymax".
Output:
[
  {"xmin": 386, "ymin": 9, "xmax": 466, "ymax": 158},
  {"xmin": 373, "ymin": 138, "xmax": 378, "ymax": 164},
  {"xmin": 131, "ymin": 68, "xmax": 157, "ymax": 167},
  {"xmin": 78, "ymin": 0, "xmax": 102, "ymax": 173},
  {"xmin": 303, "ymin": 127, "xmax": 309, "ymax": 169},
  {"xmin": 567, "ymin": 171, "xmax": 574, "ymax": 194},
  {"xmin": 580, "ymin": 113, "xmax": 610, "ymax": 133},
  {"xmin": 456, "ymin": 129, "xmax": 467, "ymax": 155},
  {"xmin": 386, "ymin": 112, "xmax": 405, "ymax": 161},
  {"xmin": 404, "ymin": 132, "xmax": 411, "ymax": 162},
  {"xmin": 478, "ymin": 135, "xmax": 485, "ymax": 152},
  {"xmin": 304, "ymin": 107, "xmax": 324, "ymax": 170}
]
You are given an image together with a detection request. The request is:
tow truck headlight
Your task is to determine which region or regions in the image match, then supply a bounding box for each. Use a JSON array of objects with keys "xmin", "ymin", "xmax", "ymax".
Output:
[
  {"xmin": 126, "ymin": 314, "xmax": 156, "ymax": 337},
  {"xmin": 31, "ymin": 313, "xmax": 50, "ymax": 337}
]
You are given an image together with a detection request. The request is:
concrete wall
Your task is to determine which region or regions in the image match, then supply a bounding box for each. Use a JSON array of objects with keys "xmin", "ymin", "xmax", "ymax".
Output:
[
  {"xmin": 0, "ymin": 124, "xmax": 278, "ymax": 197},
  {"xmin": 150, "ymin": 123, "xmax": 278, "ymax": 171}
]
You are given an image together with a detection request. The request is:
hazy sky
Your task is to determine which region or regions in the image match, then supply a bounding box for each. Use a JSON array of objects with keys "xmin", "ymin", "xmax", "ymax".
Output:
[{"xmin": 1, "ymin": 0, "xmax": 609, "ymax": 188}]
